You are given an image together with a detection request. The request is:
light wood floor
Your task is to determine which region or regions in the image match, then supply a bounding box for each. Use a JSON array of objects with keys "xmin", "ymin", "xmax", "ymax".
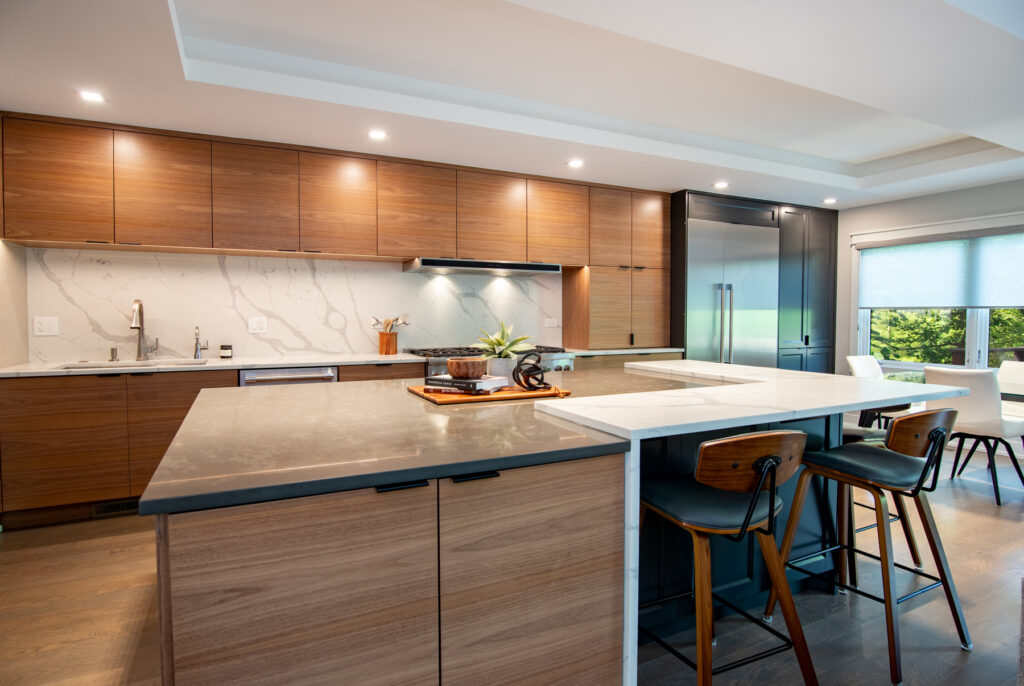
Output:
[{"xmin": 0, "ymin": 450, "xmax": 1021, "ymax": 686}]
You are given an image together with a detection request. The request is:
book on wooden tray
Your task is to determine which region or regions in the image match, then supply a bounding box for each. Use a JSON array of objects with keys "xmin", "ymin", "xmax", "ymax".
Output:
[
  {"xmin": 423, "ymin": 374, "xmax": 509, "ymax": 391},
  {"xmin": 422, "ymin": 385, "xmax": 498, "ymax": 396}
]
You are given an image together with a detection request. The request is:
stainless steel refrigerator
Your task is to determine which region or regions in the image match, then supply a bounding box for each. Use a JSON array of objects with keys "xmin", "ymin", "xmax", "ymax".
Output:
[{"xmin": 685, "ymin": 218, "xmax": 779, "ymax": 367}]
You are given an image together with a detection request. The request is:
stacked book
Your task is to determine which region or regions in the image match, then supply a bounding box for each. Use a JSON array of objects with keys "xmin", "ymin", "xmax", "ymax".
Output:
[{"xmin": 423, "ymin": 374, "xmax": 510, "ymax": 396}]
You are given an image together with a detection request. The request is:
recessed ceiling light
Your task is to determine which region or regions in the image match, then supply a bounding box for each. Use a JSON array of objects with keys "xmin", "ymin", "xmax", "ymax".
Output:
[
  {"xmin": 78, "ymin": 90, "xmax": 104, "ymax": 103},
  {"xmin": 566, "ymin": 159, "xmax": 584, "ymax": 169},
  {"xmin": 823, "ymin": 198, "xmax": 837, "ymax": 205},
  {"xmin": 713, "ymin": 181, "xmax": 729, "ymax": 190},
  {"xmin": 368, "ymin": 129, "xmax": 388, "ymax": 140}
]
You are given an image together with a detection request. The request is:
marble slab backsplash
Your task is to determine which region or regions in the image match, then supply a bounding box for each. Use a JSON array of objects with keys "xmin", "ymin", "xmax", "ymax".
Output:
[{"xmin": 25, "ymin": 249, "xmax": 562, "ymax": 363}]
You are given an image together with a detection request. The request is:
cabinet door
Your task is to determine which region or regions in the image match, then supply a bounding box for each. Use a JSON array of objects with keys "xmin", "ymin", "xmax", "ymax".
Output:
[
  {"xmin": 213, "ymin": 142, "xmax": 299, "ymax": 252},
  {"xmin": 804, "ymin": 347, "xmax": 834, "ymax": 374},
  {"xmin": 378, "ymin": 161, "xmax": 456, "ymax": 257},
  {"xmin": 526, "ymin": 180, "xmax": 588, "ymax": 265},
  {"xmin": 589, "ymin": 266, "xmax": 632, "ymax": 349},
  {"xmin": 456, "ymin": 171, "xmax": 526, "ymax": 261},
  {"xmin": 0, "ymin": 375, "xmax": 128, "ymax": 510},
  {"xmin": 631, "ymin": 192, "xmax": 670, "ymax": 270},
  {"xmin": 114, "ymin": 131, "xmax": 212, "ymax": 247},
  {"xmin": 126, "ymin": 370, "xmax": 237, "ymax": 497},
  {"xmin": 778, "ymin": 207, "xmax": 807, "ymax": 348},
  {"xmin": 589, "ymin": 187, "xmax": 631, "ymax": 267},
  {"xmin": 3, "ymin": 119, "xmax": 113, "ymax": 242},
  {"xmin": 336, "ymin": 363, "xmax": 426, "ymax": 381},
  {"xmin": 804, "ymin": 210, "xmax": 836, "ymax": 349},
  {"xmin": 299, "ymin": 152, "xmax": 377, "ymax": 255},
  {"xmin": 632, "ymin": 267, "xmax": 670, "ymax": 348},
  {"xmin": 167, "ymin": 484, "xmax": 439, "ymax": 686},
  {"xmin": 439, "ymin": 455, "xmax": 623, "ymax": 686}
]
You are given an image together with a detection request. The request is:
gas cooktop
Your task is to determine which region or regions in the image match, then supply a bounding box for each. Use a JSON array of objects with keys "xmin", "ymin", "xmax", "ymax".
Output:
[{"xmin": 404, "ymin": 345, "xmax": 567, "ymax": 358}]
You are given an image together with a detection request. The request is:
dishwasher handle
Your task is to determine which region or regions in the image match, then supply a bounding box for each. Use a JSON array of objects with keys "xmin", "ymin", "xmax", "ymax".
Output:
[{"xmin": 241, "ymin": 370, "xmax": 337, "ymax": 384}]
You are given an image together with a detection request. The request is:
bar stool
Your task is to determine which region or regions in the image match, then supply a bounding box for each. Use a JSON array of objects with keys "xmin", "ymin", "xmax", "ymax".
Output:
[
  {"xmin": 846, "ymin": 355, "xmax": 915, "ymax": 430},
  {"xmin": 764, "ymin": 409, "xmax": 971, "ymax": 686},
  {"xmin": 640, "ymin": 430, "xmax": 818, "ymax": 685},
  {"xmin": 924, "ymin": 366, "xmax": 1024, "ymax": 506}
]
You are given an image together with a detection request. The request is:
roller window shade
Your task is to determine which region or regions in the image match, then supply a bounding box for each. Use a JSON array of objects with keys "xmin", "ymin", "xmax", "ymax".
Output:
[{"xmin": 859, "ymin": 231, "xmax": 1024, "ymax": 309}]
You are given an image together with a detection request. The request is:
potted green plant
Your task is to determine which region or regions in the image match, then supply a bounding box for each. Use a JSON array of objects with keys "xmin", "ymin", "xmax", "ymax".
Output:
[{"xmin": 472, "ymin": 321, "xmax": 532, "ymax": 379}]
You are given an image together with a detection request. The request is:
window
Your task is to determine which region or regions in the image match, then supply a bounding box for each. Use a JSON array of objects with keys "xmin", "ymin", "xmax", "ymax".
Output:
[{"xmin": 858, "ymin": 231, "xmax": 1024, "ymax": 369}]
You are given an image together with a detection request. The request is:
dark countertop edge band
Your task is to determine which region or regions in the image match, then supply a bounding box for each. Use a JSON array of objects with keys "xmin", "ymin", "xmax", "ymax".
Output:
[{"xmin": 137, "ymin": 440, "xmax": 631, "ymax": 516}]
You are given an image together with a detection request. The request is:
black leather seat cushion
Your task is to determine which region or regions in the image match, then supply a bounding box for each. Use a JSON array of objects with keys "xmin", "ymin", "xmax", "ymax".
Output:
[
  {"xmin": 803, "ymin": 443, "xmax": 926, "ymax": 490},
  {"xmin": 641, "ymin": 474, "xmax": 781, "ymax": 532}
]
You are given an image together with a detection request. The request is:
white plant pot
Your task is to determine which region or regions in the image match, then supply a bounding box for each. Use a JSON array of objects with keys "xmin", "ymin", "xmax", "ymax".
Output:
[{"xmin": 487, "ymin": 356, "xmax": 517, "ymax": 382}]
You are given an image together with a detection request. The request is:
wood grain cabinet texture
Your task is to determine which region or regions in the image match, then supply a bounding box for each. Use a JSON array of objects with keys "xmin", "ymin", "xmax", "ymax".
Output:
[
  {"xmin": 2, "ymin": 119, "xmax": 114, "ymax": 242},
  {"xmin": 588, "ymin": 187, "xmax": 632, "ymax": 268},
  {"xmin": 631, "ymin": 267, "xmax": 670, "ymax": 348},
  {"xmin": 526, "ymin": 180, "xmax": 589, "ymax": 265},
  {"xmin": 212, "ymin": 142, "xmax": 299, "ymax": 252},
  {"xmin": 377, "ymin": 161, "xmax": 456, "ymax": 258},
  {"xmin": 299, "ymin": 152, "xmax": 377, "ymax": 255},
  {"xmin": 456, "ymin": 170, "xmax": 526, "ymax": 261},
  {"xmin": 336, "ymin": 362, "xmax": 426, "ymax": 382},
  {"xmin": 114, "ymin": 131, "xmax": 212, "ymax": 247},
  {"xmin": 126, "ymin": 371, "xmax": 238, "ymax": 497},
  {"xmin": 631, "ymin": 192, "xmax": 670, "ymax": 270},
  {"xmin": 562, "ymin": 265, "xmax": 670, "ymax": 350},
  {"xmin": 0, "ymin": 375, "xmax": 129, "ymax": 511}
]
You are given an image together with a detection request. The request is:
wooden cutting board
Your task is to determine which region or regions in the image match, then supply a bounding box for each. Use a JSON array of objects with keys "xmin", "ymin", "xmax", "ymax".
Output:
[{"xmin": 407, "ymin": 385, "xmax": 571, "ymax": 405}]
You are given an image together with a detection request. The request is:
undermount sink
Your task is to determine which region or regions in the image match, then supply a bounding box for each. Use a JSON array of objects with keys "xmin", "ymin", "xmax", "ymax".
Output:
[
  {"xmin": 160, "ymin": 359, "xmax": 208, "ymax": 366},
  {"xmin": 58, "ymin": 359, "xmax": 209, "ymax": 370}
]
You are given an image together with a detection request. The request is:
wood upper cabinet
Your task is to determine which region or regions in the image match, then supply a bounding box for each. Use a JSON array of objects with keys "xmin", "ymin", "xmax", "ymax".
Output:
[
  {"xmin": 439, "ymin": 455, "xmax": 623, "ymax": 685},
  {"xmin": 526, "ymin": 180, "xmax": 589, "ymax": 265},
  {"xmin": 114, "ymin": 131, "xmax": 212, "ymax": 247},
  {"xmin": 589, "ymin": 188, "xmax": 631, "ymax": 268},
  {"xmin": 377, "ymin": 161, "xmax": 456, "ymax": 258},
  {"xmin": 3, "ymin": 119, "xmax": 113, "ymax": 242},
  {"xmin": 456, "ymin": 171, "xmax": 526, "ymax": 261},
  {"xmin": 126, "ymin": 370, "xmax": 237, "ymax": 497},
  {"xmin": 632, "ymin": 267, "xmax": 670, "ymax": 348},
  {"xmin": 0, "ymin": 375, "xmax": 129, "ymax": 510},
  {"xmin": 631, "ymin": 192, "xmax": 670, "ymax": 270},
  {"xmin": 299, "ymin": 152, "xmax": 377, "ymax": 255},
  {"xmin": 212, "ymin": 142, "xmax": 299, "ymax": 252}
]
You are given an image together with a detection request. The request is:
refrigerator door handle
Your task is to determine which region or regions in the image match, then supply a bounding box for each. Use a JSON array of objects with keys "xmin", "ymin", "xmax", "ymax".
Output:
[
  {"xmin": 727, "ymin": 284, "xmax": 735, "ymax": 363},
  {"xmin": 718, "ymin": 283, "xmax": 726, "ymax": 363}
]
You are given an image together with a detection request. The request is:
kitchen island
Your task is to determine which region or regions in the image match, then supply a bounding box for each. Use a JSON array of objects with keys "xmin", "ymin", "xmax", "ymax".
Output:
[{"xmin": 140, "ymin": 362, "xmax": 967, "ymax": 686}]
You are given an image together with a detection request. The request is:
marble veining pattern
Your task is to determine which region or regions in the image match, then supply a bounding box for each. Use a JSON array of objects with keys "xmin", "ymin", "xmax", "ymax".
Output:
[{"xmin": 26, "ymin": 248, "xmax": 562, "ymax": 362}]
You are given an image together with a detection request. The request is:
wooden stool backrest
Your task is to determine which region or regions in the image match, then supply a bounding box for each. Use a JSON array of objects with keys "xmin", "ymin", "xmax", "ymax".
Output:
[
  {"xmin": 885, "ymin": 408, "xmax": 958, "ymax": 457},
  {"xmin": 695, "ymin": 431, "xmax": 807, "ymax": 493}
]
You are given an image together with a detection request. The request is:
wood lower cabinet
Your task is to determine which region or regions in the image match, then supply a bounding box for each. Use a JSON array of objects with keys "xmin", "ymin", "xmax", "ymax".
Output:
[
  {"xmin": 631, "ymin": 267, "xmax": 670, "ymax": 348},
  {"xmin": 456, "ymin": 170, "xmax": 526, "ymax": 261},
  {"xmin": 563, "ymin": 266, "xmax": 670, "ymax": 349},
  {"xmin": 377, "ymin": 161, "xmax": 456, "ymax": 257},
  {"xmin": 299, "ymin": 152, "xmax": 377, "ymax": 255},
  {"xmin": 0, "ymin": 375, "xmax": 129, "ymax": 510},
  {"xmin": 163, "ymin": 484, "xmax": 440, "ymax": 686},
  {"xmin": 336, "ymin": 362, "xmax": 426, "ymax": 381},
  {"xmin": 114, "ymin": 131, "xmax": 212, "ymax": 247},
  {"xmin": 3, "ymin": 119, "xmax": 114, "ymax": 242},
  {"xmin": 573, "ymin": 351, "xmax": 682, "ymax": 370},
  {"xmin": 439, "ymin": 455, "xmax": 624, "ymax": 685},
  {"xmin": 213, "ymin": 142, "xmax": 299, "ymax": 252},
  {"xmin": 126, "ymin": 371, "xmax": 237, "ymax": 496},
  {"xmin": 527, "ymin": 180, "xmax": 589, "ymax": 265}
]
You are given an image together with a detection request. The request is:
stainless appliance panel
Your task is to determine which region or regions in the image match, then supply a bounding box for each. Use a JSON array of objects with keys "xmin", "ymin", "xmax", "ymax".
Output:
[
  {"xmin": 683, "ymin": 220, "xmax": 725, "ymax": 363},
  {"xmin": 239, "ymin": 366, "xmax": 338, "ymax": 386}
]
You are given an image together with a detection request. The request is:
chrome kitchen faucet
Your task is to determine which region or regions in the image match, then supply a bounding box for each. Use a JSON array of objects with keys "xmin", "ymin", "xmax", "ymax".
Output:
[{"xmin": 129, "ymin": 299, "xmax": 159, "ymax": 361}]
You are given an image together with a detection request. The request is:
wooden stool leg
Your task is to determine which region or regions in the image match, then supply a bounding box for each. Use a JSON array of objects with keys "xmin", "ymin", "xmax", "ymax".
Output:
[
  {"xmin": 914, "ymin": 492, "xmax": 972, "ymax": 650},
  {"xmin": 836, "ymin": 481, "xmax": 850, "ymax": 588},
  {"xmin": 894, "ymin": 494, "xmax": 923, "ymax": 569},
  {"xmin": 867, "ymin": 487, "xmax": 902, "ymax": 686},
  {"xmin": 757, "ymin": 530, "xmax": 819, "ymax": 686},
  {"xmin": 688, "ymin": 529, "xmax": 714, "ymax": 686},
  {"xmin": 846, "ymin": 486, "xmax": 858, "ymax": 588},
  {"xmin": 764, "ymin": 468, "xmax": 814, "ymax": 620}
]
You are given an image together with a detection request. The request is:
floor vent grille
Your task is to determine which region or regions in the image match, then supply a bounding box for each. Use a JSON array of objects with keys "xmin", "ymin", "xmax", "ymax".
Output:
[{"xmin": 92, "ymin": 500, "xmax": 139, "ymax": 517}]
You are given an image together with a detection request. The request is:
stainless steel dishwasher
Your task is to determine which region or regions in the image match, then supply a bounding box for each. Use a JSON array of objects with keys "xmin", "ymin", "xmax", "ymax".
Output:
[{"xmin": 238, "ymin": 366, "xmax": 337, "ymax": 386}]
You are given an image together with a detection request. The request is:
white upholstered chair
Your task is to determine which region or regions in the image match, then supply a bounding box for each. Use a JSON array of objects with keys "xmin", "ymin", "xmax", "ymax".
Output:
[
  {"xmin": 845, "ymin": 355, "xmax": 915, "ymax": 429},
  {"xmin": 924, "ymin": 366, "xmax": 1024, "ymax": 506},
  {"xmin": 999, "ymin": 360, "xmax": 1024, "ymax": 418}
]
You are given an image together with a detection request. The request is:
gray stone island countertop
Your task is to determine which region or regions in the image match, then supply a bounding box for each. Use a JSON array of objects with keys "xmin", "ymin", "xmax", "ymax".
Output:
[{"xmin": 138, "ymin": 368, "xmax": 714, "ymax": 515}]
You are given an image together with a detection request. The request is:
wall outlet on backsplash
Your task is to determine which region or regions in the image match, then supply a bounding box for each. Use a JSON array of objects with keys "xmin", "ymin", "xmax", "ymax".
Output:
[
  {"xmin": 247, "ymin": 316, "xmax": 268, "ymax": 334},
  {"xmin": 544, "ymin": 318, "xmax": 558, "ymax": 328},
  {"xmin": 33, "ymin": 316, "xmax": 59, "ymax": 336}
]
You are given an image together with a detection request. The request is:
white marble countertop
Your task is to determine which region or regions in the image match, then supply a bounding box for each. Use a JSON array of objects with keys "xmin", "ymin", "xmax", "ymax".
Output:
[
  {"xmin": 534, "ymin": 359, "xmax": 969, "ymax": 440},
  {"xmin": 567, "ymin": 348, "xmax": 685, "ymax": 356},
  {"xmin": 0, "ymin": 353, "xmax": 427, "ymax": 378}
]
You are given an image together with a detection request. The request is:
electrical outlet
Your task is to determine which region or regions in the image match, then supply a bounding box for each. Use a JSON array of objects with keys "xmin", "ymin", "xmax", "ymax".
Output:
[
  {"xmin": 248, "ymin": 316, "xmax": 268, "ymax": 334},
  {"xmin": 33, "ymin": 316, "xmax": 59, "ymax": 336},
  {"xmin": 544, "ymin": 318, "xmax": 558, "ymax": 328}
]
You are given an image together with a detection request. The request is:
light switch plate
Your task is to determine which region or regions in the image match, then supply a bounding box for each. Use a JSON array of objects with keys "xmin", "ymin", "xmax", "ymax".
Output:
[
  {"xmin": 544, "ymin": 318, "xmax": 558, "ymax": 328},
  {"xmin": 247, "ymin": 316, "xmax": 268, "ymax": 334},
  {"xmin": 33, "ymin": 316, "xmax": 60, "ymax": 336}
]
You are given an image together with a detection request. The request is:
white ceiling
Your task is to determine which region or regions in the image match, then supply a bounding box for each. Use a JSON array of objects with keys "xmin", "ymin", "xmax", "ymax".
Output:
[{"xmin": 1, "ymin": 0, "xmax": 1023, "ymax": 209}]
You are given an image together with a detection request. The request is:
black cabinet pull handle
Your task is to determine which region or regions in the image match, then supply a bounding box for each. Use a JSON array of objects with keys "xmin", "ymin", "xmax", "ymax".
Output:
[
  {"xmin": 95, "ymin": 373, "xmax": 123, "ymax": 378},
  {"xmin": 374, "ymin": 363, "xmax": 393, "ymax": 367},
  {"xmin": 376, "ymin": 480, "xmax": 429, "ymax": 493},
  {"xmin": 804, "ymin": 335, "xmax": 810, "ymax": 346},
  {"xmin": 630, "ymin": 333, "xmax": 635, "ymax": 346},
  {"xmin": 619, "ymin": 265, "xmax": 630, "ymax": 270},
  {"xmin": 278, "ymin": 248, "xmax": 296, "ymax": 252},
  {"xmin": 85, "ymin": 240, "xmax": 109, "ymax": 244},
  {"xmin": 451, "ymin": 471, "xmax": 500, "ymax": 483}
]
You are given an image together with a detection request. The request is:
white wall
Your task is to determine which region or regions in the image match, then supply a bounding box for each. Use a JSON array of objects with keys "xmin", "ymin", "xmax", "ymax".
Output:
[
  {"xmin": 25, "ymin": 249, "xmax": 562, "ymax": 363},
  {"xmin": 0, "ymin": 241, "xmax": 28, "ymax": 366},
  {"xmin": 836, "ymin": 179, "xmax": 1024, "ymax": 373}
]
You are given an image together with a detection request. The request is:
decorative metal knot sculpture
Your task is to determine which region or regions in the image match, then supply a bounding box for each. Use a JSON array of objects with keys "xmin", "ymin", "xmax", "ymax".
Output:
[{"xmin": 512, "ymin": 352, "xmax": 551, "ymax": 391}]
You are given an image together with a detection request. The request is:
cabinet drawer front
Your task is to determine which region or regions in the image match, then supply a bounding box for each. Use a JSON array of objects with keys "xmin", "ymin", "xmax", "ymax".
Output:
[{"xmin": 336, "ymin": 363, "xmax": 426, "ymax": 381}]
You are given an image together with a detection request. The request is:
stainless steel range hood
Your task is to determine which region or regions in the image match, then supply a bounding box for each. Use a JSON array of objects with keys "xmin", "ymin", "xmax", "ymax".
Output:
[{"xmin": 402, "ymin": 257, "xmax": 561, "ymax": 276}]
